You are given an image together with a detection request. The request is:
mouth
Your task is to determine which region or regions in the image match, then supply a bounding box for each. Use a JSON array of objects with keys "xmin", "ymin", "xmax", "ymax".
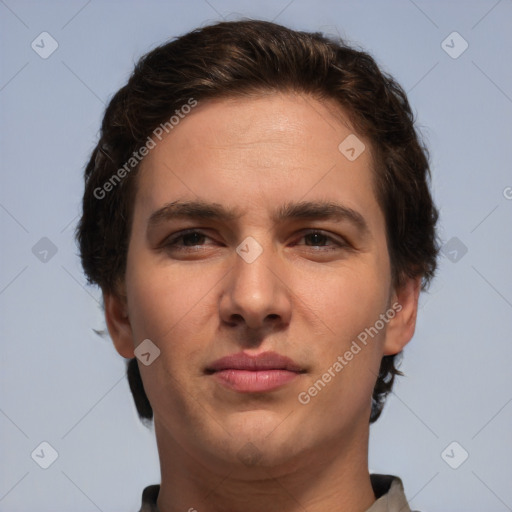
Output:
[{"xmin": 205, "ymin": 351, "xmax": 306, "ymax": 393}]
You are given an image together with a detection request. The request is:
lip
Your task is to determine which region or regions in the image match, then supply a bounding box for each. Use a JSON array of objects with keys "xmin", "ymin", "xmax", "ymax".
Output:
[{"xmin": 206, "ymin": 351, "xmax": 305, "ymax": 393}]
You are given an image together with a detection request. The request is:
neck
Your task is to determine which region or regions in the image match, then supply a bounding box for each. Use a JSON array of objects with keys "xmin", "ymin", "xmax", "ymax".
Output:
[{"xmin": 154, "ymin": 420, "xmax": 376, "ymax": 512}]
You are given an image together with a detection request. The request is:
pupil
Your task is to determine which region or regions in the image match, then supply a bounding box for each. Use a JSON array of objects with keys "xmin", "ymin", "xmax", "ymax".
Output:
[
  {"xmin": 309, "ymin": 233, "xmax": 325, "ymax": 245},
  {"xmin": 184, "ymin": 233, "xmax": 202, "ymax": 245}
]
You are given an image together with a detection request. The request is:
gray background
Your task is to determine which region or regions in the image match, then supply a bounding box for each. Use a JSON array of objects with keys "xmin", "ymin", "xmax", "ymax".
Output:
[{"xmin": 1, "ymin": 0, "xmax": 511, "ymax": 511}]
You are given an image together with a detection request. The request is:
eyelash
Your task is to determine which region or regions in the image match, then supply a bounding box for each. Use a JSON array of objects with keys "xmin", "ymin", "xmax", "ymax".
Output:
[{"xmin": 163, "ymin": 229, "xmax": 349, "ymax": 252}]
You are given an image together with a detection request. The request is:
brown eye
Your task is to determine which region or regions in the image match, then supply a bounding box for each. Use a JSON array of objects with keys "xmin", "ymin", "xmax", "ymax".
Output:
[
  {"xmin": 296, "ymin": 230, "xmax": 348, "ymax": 250},
  {"xmin": 180, "ymin": 232, "xmax": 206, "ymax": 246},
  {"xmin": 304, "ymin": 232, "xmax": 330, "ymax": 246},
  {"xmin": 164, "ymin": 230, "xmax": 212, "ymax": 250}
]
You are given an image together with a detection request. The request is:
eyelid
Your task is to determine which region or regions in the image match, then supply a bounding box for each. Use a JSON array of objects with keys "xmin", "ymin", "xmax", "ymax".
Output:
[
  {"xmin": 163, "ymin": 228, "xmax": 215, "ymax": 246},
  {"xmin": 293, "ymin": 228, "xmax": 350, "ymax": 247},
  {"xmin": 160, "ymin": 228, "xmax": 351, "ymax": 253}
]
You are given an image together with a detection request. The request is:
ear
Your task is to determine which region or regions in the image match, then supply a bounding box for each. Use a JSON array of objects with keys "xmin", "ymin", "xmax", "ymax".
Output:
[
  {"xmin": 103, "ymin": 288, "xmax": 135, "ymax": 359},
  {"xmin": 382, "ymin": 276, "xmax": 422, "ymax": 356}
]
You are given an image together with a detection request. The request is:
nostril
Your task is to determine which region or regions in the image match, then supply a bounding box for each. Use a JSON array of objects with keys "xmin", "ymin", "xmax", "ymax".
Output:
[{"xmin": 231, "ymin": 314, "xmax": 244, "ymax": 322}]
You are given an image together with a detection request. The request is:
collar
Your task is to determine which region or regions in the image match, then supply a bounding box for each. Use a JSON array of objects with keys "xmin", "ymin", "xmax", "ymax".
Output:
[{"xmin": 139, "ymin": 474, "xmax": 416, "ymax": 512}]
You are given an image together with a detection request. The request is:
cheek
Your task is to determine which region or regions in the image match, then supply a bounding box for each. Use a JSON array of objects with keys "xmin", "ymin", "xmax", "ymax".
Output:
[
  {"xmin": 298, "ymin": 261, "xmax": 390, "ymax": 340},
  {"xmin": 125, "ymin": 243, "xmax": 218, "ymax": 342},
  {"xmin": 295, "ymin": 274, "xmax": 388, "ymax": 422},
  {"xmin": 124, "ymin": 253, "xmax": 229, "ymax": 409},
  {"xmin": 124, "ymin": 254, "xmax": 215, "ymax": 410},
  {"xmin": 292, "ymin": 258, "xmax": 391, "ymax": 415},
  {"xmin": 125, "ymin": 268, "xmax": 171, "ymax": 341}
]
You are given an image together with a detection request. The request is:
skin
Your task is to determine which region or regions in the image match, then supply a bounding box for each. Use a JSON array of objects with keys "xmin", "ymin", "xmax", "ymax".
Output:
[{"xmin": 105, "ymin": 92, "xmax": 421, "ymax": 512}]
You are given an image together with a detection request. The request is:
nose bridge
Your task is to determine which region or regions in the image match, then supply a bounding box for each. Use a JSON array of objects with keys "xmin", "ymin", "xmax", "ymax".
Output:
[
  {"xmin": 233, "ymin": 235, "xmax": 278, "ymax": 307},
  {"xmin": 220, "ymin": 235, "xmax": 290, "ymax": 328}
]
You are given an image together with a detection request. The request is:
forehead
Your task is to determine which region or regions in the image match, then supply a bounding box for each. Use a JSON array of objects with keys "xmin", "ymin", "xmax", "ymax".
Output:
[{"xmin": 134, "ymin": 92, "xmax": 382, "ymax": 231}]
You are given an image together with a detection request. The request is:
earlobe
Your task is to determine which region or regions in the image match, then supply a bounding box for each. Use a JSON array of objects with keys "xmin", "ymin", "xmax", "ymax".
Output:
[
  {"xmin": 104, "ymin": 290, "xmax": 135, "ymax": 359},
  {"xmin": 382, "ymin": 276, "xmax": 422, "ymax": 356}
]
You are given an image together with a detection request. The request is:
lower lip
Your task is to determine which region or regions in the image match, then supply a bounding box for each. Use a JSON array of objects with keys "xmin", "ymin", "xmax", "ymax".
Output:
[{"xmin": 211, "ymin": 369, "xmax": 300, "ymax": 392}]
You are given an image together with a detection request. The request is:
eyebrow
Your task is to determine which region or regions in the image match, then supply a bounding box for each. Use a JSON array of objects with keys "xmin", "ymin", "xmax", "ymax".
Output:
[{"xmin": 147, "ymin": 199, "xmax": 370, "ymax": 235}]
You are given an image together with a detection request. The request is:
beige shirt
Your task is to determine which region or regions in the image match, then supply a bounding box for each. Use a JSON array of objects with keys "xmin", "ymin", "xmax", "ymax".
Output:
[{"xmin": 138, "ymin": 474, "xmax": 417, "ymax": 511}]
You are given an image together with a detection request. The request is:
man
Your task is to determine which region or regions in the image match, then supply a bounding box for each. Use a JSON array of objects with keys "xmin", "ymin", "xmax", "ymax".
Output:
[{"xmin": 77, "ymin": 19, "xmax": 439, "ymax": 512}]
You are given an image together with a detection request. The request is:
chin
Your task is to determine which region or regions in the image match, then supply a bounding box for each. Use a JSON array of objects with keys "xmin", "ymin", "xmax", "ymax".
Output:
[{"xmin": 217, "ymin": 416, "xmax": 308, "ymax": 468}]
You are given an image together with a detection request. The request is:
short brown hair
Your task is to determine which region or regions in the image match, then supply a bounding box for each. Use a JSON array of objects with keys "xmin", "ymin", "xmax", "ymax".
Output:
[{"xmin": 76, "ymin": 19, "xmax": 439, "ymax": 425}]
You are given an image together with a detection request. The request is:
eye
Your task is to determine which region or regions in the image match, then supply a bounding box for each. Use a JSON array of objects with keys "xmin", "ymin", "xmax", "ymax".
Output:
[
  {"xmin": 160, "ymin": 229, "xmax": 349, "ymax": 257},
  {"xmin": 163, "ymin": 229, "xmax": 216, "ymax": 250},
  {"xmin": 294, "ymin": 230, "xmax": 349, "ymax": 250}
]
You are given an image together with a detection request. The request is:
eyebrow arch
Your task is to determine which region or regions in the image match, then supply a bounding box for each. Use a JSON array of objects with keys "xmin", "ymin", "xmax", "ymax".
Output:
[
  {"xmin": 147, "ymin": 200, "xmax": 243, "ymax": 231},
  {"xmin": 272, "ymin": 200, "xmax": 369, "ymax": 235},
  {"xmin": 147, "ymin": 199, "xmax": 369, "ymax": 235}
]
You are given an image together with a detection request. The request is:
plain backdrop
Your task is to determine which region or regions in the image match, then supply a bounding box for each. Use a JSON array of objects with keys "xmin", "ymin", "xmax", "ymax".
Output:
[{"xmin": 1, "ymin": 1, "xmax": 511, "ymax": 511}]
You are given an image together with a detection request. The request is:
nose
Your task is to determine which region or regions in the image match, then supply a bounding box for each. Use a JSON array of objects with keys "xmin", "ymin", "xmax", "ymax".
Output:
[{"xmin": 219, "ymin": 240, "xmax": 292, "ymax": 332}]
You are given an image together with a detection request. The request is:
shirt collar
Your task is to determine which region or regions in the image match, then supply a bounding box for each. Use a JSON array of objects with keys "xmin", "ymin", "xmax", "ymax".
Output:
[
  {"xmin": 138, "ymin": 474, "xmax": 414, "ymax": 512},
  {"xmin": 367, "ymin": 474, "xmax": 414, "ymax": 511}
]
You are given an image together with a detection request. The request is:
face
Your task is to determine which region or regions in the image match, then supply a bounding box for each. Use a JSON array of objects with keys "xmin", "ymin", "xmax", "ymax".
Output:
[{"xmin": 106, "ymin": 92, "xmax": 419, "ymax": 474}]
